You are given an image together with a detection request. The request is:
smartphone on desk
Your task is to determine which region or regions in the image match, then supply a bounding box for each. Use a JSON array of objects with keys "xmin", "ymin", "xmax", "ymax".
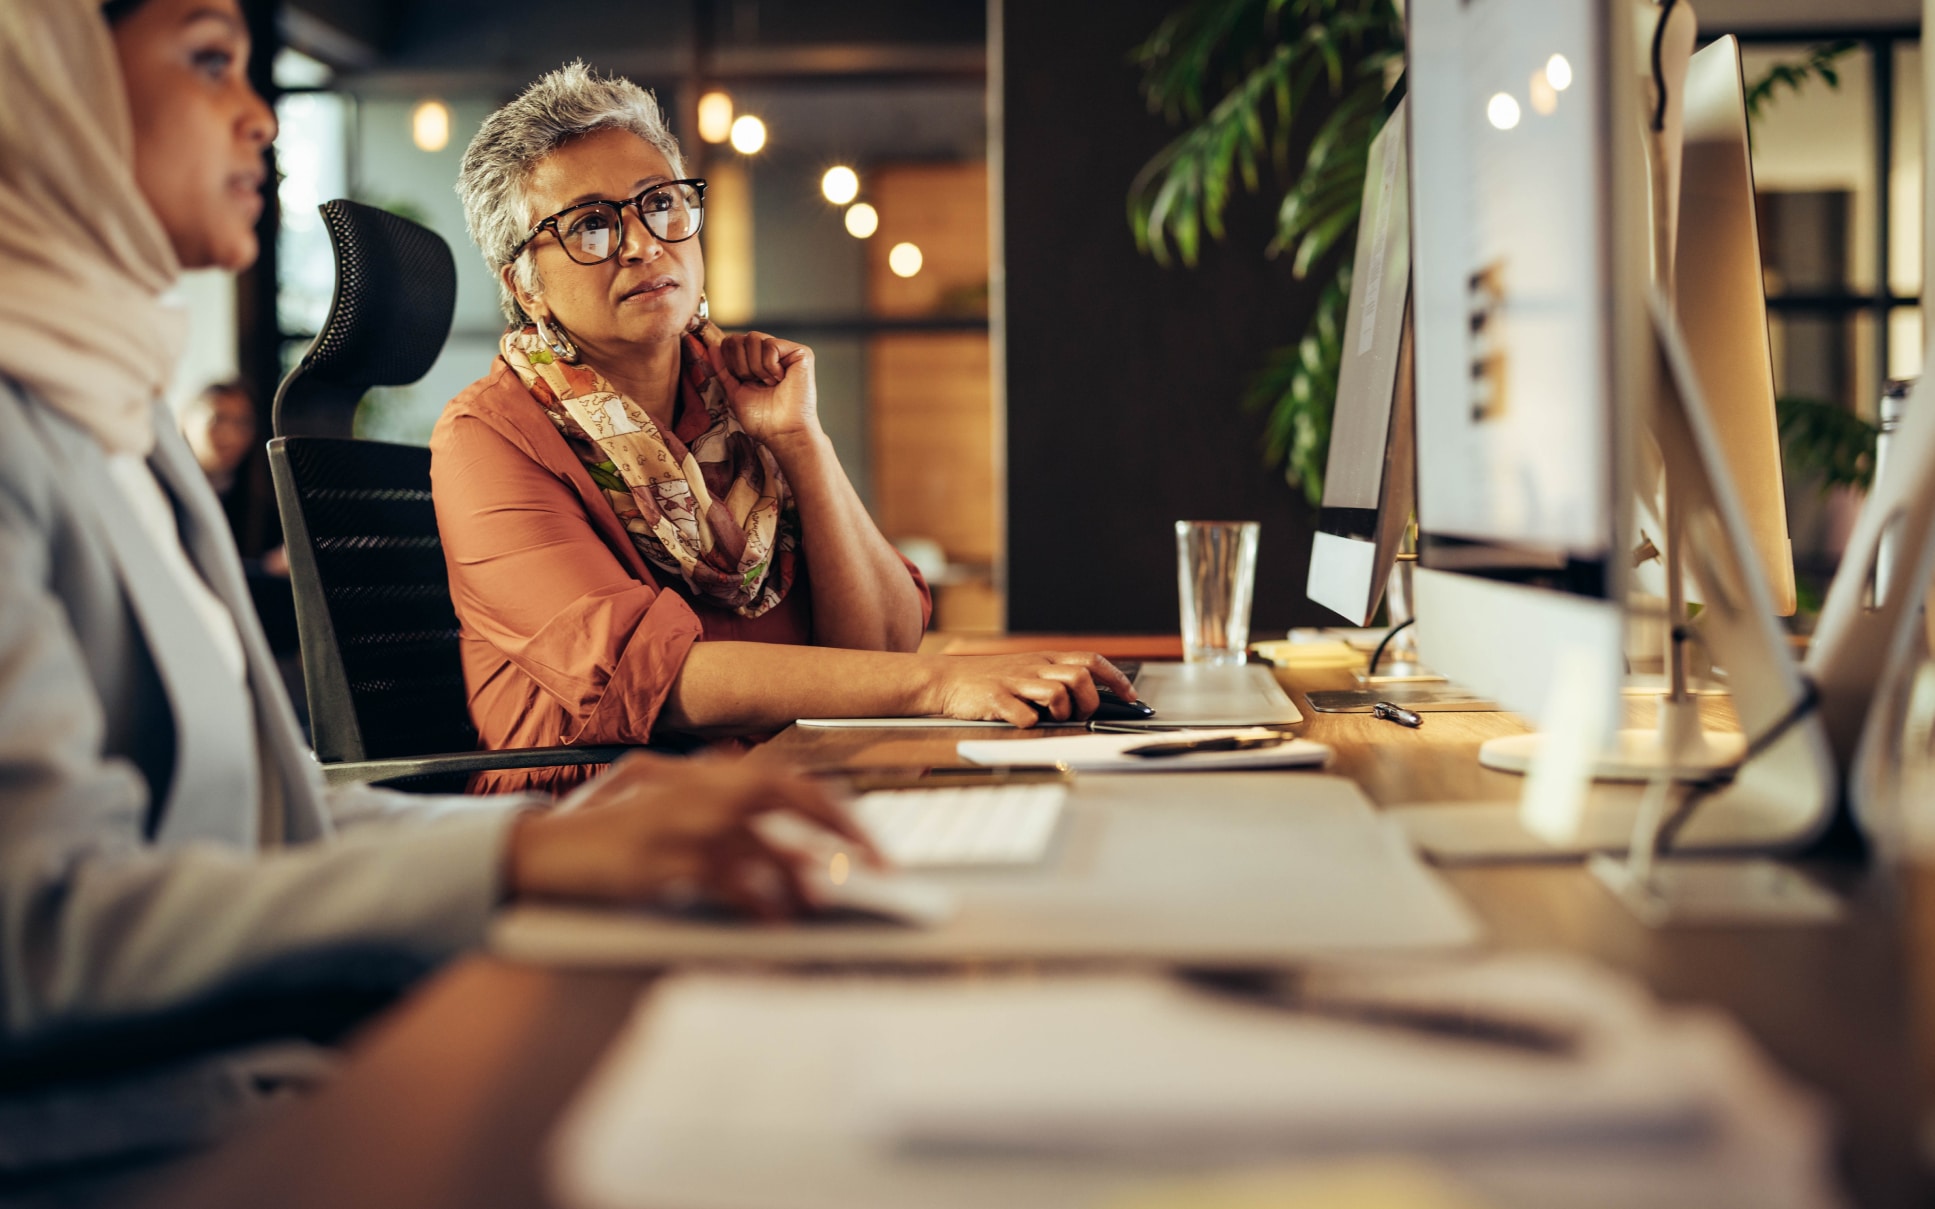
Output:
[{"xmin": 1304, "ymin": 685, "xmax": 1499, "ymax": 713}]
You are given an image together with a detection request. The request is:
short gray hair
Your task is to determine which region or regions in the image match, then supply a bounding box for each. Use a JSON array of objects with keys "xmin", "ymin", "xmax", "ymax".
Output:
[{"xmin": 457, "ymin": 61, "xmax": 685, "ymax": 325}]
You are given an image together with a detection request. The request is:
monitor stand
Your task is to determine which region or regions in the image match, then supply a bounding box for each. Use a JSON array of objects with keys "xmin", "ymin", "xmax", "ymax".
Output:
[
  {"xmin": 1806, "ymin": 364, "xmax": 1935, "ymax": 859},
  {"xmin": 1619, "ymin": 672, "xmax": 1727, "ymax": 697},
  {"xmin": 1588, "ymin": 855, "xmax": 1844, "ymax": 925},
  {"xmin": 1474, "ymin": 472, "xmax": 1742, "ymax": 781},
  {"xmin": 1352, "ymin": 554, "xmax": 1448, "ymax": 686},
  {"xmin": 1390, "ymin": 299, "xmax": 1849, "ymax": 926}
]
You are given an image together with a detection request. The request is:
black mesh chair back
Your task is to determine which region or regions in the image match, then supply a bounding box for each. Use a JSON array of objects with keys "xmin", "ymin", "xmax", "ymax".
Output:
[
  {"xmin": 268, "ymin": 201, "xmax": 628, "ymax": 788},
  {"xmin": 271, "ymin": 437, "xmax": 472, "ymax": 764},
  {"xmin": 272, "ymin": 200, "xmax": 457, "ymax": 440}
]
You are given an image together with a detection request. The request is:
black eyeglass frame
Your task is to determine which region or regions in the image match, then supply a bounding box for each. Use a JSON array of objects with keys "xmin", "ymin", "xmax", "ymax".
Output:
[{"xmin": 511, "ymin": 177, "xmax": 709, "ymax": 264}]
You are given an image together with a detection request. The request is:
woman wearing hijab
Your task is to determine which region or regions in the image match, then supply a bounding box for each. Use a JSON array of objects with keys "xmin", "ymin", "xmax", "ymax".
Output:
[
  {"xmin": 0, "ymin": 0, "xmax": 869, "ymax": 1084},
  {"xmin": 435, "ymin": 64, "xmax": 1138, "ymax": 795}
]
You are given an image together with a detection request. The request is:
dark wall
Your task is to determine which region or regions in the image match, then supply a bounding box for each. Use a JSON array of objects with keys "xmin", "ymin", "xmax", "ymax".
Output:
[{"xmin": 999, "ymin": 0, "xmax": 1332, "ymax": 636}]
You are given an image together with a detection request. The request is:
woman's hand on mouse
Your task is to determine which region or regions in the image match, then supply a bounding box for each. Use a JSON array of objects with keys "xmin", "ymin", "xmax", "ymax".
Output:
[
  {"xmin": 701, "ymin": 327, "xmax": 822, "ymax": 455},
  {"xmin": 918, "ymin": 652, "xmax": 1136, "ymax": 728},
  {"xmin": 505, "ymin": 752, "xmax": 878, "ymax": 919}
]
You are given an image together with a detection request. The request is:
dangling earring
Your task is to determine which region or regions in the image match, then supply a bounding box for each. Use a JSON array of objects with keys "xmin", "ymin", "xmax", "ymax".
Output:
[
  {"xmin": 686, "ymin": 291, "xmax": 711, "ymax": 335},
  {"xmin": 533, "ymin": 314, "xmax": 579, "ymax": 363}
]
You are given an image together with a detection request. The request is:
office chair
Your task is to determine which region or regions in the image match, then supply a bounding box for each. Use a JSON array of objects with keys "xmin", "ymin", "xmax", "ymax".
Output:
[{"xmin": 270, "ymin": 200, "xmax": 629, "ymax": 789}]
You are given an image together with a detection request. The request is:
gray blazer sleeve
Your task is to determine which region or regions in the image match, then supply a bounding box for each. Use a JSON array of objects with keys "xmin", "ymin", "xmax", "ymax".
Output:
[{"xmin": 0, "ymin": 466, "xmax": 524, "ymax": 1041}]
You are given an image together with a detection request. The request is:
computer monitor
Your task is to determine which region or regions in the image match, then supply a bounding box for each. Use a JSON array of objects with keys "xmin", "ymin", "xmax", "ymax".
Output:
[
  {"xmin": 1442, "ymin": 28, "xmax": 1791, "ymax": 759},
  {"xmin": 1306, "ymin": 97, "xmax": 1414, "ymax": 629},
  {"xmin": 1669, "ymin": 34, "xmax": 1797, "ymax": 616},
  {"xmin": 1394, "ymin": 0, "xmax": 1839, "ymax": 881},
  {"xmin": 1404, "ymin": 0, "xmax": 1643, "ymax": 731}
]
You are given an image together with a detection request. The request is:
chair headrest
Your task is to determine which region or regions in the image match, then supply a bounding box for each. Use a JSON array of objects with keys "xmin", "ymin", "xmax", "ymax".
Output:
[{"xmin": 272, "ymin": 200, "xmax": 457, "ymax": 437}]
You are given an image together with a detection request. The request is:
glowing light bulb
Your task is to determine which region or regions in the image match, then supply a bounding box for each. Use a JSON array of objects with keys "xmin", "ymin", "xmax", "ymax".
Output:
[
  {"xmin": 1486, "ymin": 92, "xmax": 1521, "ymax": 131},
  {"xmin": 697, "ymin": 91, "xmax": 734, "ymax": 144},
  {"xmin": 1529, "ymin": 71, "xmax": 1558, "ymax": 116},
  {"xmin": 844, "ymin": 202, "xmax": 879, "ymax": 239},
  {"xmin": 888, "ymin": 242, "xmax": 923, "ymax": 278},
  {"xmin": 412, "ymin": 99, "xmax": 450, "ymax": 152},
  {"xmin": 729, "ymin": 114, "xmax": 767, "ymax": 155},
  {"xmin": 828, "ymin": 852, "xmax": 850, "ymax": 886},
  {"xmin": 1546, "ymin": 54, "xmax": 1574, "ymax": 91},
  {"xmin": 821, "ymin": 166, "xmax": 860, "ymax": 205}
]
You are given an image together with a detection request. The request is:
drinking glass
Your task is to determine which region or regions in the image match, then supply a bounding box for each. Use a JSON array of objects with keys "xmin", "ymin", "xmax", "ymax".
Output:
[{"xmin": 1175, "ymin": 521, "xmax": 1259, "ymax": 665}]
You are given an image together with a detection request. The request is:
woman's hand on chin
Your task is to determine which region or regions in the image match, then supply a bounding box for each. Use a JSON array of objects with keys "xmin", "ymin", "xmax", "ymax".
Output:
[{"xmin": 705, "ymin": 329, "xmax": 823, "ymax": 454}]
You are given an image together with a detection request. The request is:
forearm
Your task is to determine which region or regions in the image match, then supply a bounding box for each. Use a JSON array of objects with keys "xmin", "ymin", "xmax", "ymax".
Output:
[
  {"xmin": 659, "ymin": 641, "xmax": 939, "ymax": 733},
  {"xmin": 770, "ymin": 433, "xmax": 925, "ymax": 652},
  {"xmin": 0, "ymin": 812, "xmax": 513, "ymax": 1040}
]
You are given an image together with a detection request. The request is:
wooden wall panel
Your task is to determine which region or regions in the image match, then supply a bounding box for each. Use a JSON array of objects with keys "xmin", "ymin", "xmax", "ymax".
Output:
[
  {"xmin": 869, "ymin": 334, "xmax": 996, "ymax": 562},
  {"xmin": 864, "ymin": 161, "xmax": 999, "ymax": 630},
  {"xmin": 868, "ymin": 163, "xmax": 990, "ymax": 318}
]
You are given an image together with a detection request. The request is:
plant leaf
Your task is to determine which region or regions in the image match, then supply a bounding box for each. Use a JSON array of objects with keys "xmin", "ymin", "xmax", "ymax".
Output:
[
  {"xmin": 1129, "ymin": 0, "xmax": 1404, "ymax": 499},
  {"xmin": 1776, "ymin": 395, "xmax": 1878, "ymax": 494},
  {"xmin": 1744, "ymin": 39, "xmax": 1857, "ymax": 128}
]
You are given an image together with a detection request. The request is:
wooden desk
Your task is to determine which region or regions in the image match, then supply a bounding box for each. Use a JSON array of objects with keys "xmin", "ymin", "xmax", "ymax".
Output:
[{"xmin": 143, "ymin": 663, "xmax": 1923, "ymax": 1209}]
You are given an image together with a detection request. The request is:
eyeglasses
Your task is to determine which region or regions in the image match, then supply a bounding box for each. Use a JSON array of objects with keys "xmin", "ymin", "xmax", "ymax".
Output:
[{"xmin": 512, "ymin": 178, "xmax": 707, "ymax": 265}]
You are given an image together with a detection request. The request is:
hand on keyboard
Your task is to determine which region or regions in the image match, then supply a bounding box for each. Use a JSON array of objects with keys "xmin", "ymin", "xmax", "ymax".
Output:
[{"xmin": 512, "ymin": 753, "xmax": 880, "ymax": 922}]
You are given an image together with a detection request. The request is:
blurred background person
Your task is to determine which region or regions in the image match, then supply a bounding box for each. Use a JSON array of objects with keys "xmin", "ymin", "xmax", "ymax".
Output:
[{"xmin": 179, "ymin": 376, "xmax": 289, "ymax": 573}]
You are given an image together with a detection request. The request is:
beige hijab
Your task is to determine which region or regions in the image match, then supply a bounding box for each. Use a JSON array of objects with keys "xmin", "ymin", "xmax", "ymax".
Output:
[{"xmin": 0, "ymin": 0, "xmax": 187, "ymax": 457}]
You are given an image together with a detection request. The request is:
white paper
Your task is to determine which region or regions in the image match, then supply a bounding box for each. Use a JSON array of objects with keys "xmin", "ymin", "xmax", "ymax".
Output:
[
  {"xmin": 548, "ymin": 957, "xmax": 1846, "ymax": 1209},
  {"xmin": 854, "ymin": 977, "xmax": 1704, "ymax": 1159},
  {"xmin": 957, "ymin": 729, "xmax": 1331, "ymax": 772}
]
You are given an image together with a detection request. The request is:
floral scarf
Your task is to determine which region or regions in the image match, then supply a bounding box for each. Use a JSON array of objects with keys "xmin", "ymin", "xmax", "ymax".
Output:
[{"xmin": 500, "ymin": 327, "xmax": 798, "ymax": 617}]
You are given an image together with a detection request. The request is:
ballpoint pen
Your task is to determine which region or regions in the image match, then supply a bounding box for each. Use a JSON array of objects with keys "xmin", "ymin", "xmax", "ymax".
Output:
[
  {"xmin": 1123, "ymin": 733, "xmax": 1288, "ymax": 759},
  {"xmin": 1181, "ymin": 969, "xmax": 1579, "ymax": 1057}
]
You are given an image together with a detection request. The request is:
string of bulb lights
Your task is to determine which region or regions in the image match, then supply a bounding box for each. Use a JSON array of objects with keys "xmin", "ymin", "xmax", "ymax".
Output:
[
  {"xmin": 696, "ymin": 88, "xmax": 923, "ymax": 278},
  {"xmin": 405, "ymin": 90, "xmax": 924, "ymax": 278}
]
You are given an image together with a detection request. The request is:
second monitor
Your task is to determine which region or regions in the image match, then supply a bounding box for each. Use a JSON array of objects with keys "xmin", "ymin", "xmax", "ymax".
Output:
[{"xmin": 1306, "ymin": 96, "xmax": 1415, "ymax": 632}]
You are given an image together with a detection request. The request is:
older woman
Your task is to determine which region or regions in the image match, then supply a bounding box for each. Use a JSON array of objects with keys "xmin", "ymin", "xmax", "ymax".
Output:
[{"xmin": 437, "ymin": 64, "xmax": 1134, "ymax": 793}]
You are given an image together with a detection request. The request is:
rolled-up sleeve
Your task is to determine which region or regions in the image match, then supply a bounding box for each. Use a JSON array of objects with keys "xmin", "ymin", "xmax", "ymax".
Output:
[
  {"xmin": 431, "ymin": 411, "xmax": 702, "ymax": 746},
  {"xmin": 900, "ymin": 552, "xmax": 934, "ymax": 633}
]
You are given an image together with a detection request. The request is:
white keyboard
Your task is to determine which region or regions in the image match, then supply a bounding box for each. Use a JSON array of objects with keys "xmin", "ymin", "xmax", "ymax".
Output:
[{"xmin": 851, "ymin": 784, "xmax": 1069, "ymax": 868}]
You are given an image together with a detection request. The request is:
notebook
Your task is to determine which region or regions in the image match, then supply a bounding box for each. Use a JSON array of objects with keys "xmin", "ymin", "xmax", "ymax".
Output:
[{"xmin": 957, "ymin": 729, "xmax": 1330, "ymax": 772}]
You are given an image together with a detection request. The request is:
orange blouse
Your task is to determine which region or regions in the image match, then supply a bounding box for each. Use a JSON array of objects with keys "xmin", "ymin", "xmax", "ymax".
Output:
[{"xmin": 430, "ymin": 357, "xmax": 931, "ymax": 795}]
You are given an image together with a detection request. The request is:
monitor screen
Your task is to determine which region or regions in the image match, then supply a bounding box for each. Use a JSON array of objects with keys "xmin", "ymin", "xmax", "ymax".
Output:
[
  {"xmin": 1405, "ymin": 0, "xmax": 1642, "ymax": 729},
  {"xmin": 1408, "ymin": 0, "xmax": 1619, "ymax": 596}
]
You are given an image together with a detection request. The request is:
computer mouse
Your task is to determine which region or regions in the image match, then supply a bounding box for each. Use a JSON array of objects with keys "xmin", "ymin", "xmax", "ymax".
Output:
[
  {"xmin": 1027, "ymin": 687, "xmax": 1157, "ymax": 724},
  {"xmin": 1091, "ymin": 686, "xmax": 1156, "ymax": 722}
]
